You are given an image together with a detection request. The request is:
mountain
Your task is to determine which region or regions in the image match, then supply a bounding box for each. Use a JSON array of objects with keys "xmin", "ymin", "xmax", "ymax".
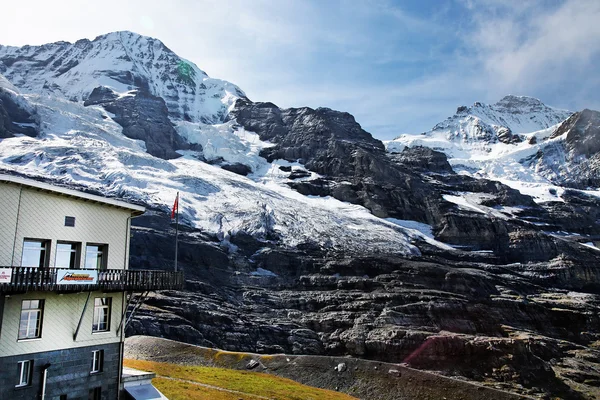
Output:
[
  {"xmin": 459, "ymin": 95, "xmax": 572, "ymax": 134},
  {"xmin": 386, "ymin": 96, "xmax": 600, "ymax": 200},
  {"xmin": 1, "ymin": 32, "xmax": 600, "ymax": 399},
  {"xmin": 388, "ymin": 95, "xmax": 572, "ymax": 153},
  {"xmin": 0, "ymin": 31, "xmax": 245, "ymax": 158},
  {"xmin": 0, "ymin": 31, "xmax": 245, "ymax": 123},
  {"xmin": 0, "ymin": 74, "xmax": 39, "ymax": 138},
  {"xmin": 527, "ymin": 109, "xmax": 600, "ymax": 188}
]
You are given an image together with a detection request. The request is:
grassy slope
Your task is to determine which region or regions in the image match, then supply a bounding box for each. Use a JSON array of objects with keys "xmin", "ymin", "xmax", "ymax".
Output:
[{"xmin": 124, "ymin": 359, "xmax": 358, "ymax": 400}]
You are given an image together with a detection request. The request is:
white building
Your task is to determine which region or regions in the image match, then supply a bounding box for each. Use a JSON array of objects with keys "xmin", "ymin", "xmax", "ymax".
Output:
[{"xmin": 0, "ymin": 174, "xmax": 183, "ymax": 399}]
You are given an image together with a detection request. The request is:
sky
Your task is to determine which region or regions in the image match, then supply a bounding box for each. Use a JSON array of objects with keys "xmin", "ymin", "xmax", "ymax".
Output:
[{"xmin": 1, "ymin": 0, "xmax": 599, "ymax": 140}]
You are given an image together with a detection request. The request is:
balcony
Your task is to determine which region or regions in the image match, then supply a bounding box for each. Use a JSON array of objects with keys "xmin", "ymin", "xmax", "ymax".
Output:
[{"xmin": 0, "ymin": 267, "xmax": 184, "ymax": 293}]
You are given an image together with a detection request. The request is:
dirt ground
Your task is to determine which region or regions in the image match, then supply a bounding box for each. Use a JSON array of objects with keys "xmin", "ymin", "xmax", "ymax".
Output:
[{"xmin": 125, "ymin": 335, "xmax": 530, "ymax": 400}]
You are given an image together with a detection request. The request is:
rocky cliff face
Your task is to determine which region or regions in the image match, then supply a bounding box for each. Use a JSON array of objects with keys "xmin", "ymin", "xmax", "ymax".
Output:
[
  {"xmin": 526, "ymin": 109, "xmax": 600, "ymax": 188},
  {"xmin": 84, "ymin": 86, "xmax": 190, "ymax": 159},
  {"xmin": 1, "ymin": 32, "xmax": 600, "ymax": 399},
  {"xmin": 0, "ymin": 31, "xmax": 245, "ymax": 159},
  {"xmin": 0, "ymin": 74, "xmax": 38, "ymax": 138}
]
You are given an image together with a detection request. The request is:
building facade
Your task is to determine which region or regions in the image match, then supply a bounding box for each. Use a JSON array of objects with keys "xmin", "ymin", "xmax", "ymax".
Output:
[{"xmin": 0, "ymin": 174, "xmax": 183, "ymax": 399}]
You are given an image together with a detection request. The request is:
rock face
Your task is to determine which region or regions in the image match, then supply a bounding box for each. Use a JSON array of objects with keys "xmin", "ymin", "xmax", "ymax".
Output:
[
  {"xmin": 128, "ymin": 222, "xmax": 600, "ymax": 399},
  {"xmin": 1, "ymin": 32, "xmax": 600, "ymax": 399},
  {"xmin": 388, "ymin": 146, "xmax": 454, "ymax": 173},
  {"xmin": 128, "ymin": 96, "xmax": 600, "ymax": 397},
  {"xmin": 558, "ymin": 109, "xmax": 600, "ymax": 156},
  {"xmin": 128, "ymin": 95, "xmax": 600, "ymax": 398},
  {"xmin": 0, "ymin": 74, "xmax": 38, "ymax": 138},
  {"xmin": 528, "ymin": 109, "xmax": 600, "ymax": 188},
  {"xmin": 231, "ymin": 99, "xmax": 441, "ymax": 224},
  {"xmin": 85, "ymin": 86, "xmax": 188, "ymax": 159}
]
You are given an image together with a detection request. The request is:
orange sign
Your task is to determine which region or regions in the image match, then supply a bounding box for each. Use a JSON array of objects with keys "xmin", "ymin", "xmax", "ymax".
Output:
[{"xmin": 56, "ymin": 270, "xmax": 98, "ymax": 285}]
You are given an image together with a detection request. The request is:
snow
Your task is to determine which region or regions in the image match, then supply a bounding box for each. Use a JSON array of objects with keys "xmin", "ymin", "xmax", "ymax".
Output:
[
  {"xmin": 250, "ymin": 268, "xmax": 278, "ymax": 277},
  {"xmin": 176, "ymin": 121, "xmax": 273, "ymax": 172},
  {"xmin": 384, "ymin": 218, "xmax": 456, "ymax": 251},
  {"xmin": 581, "ymin": 242, "xmax": 600, "ymax": 251},
  {"xmin": 2, "ymin": 35, "xmax": 597, "ymax": 258},
  {"xmin": 0, "ymin": 91, "xmax": 429, "ymax": 255},
  {"xmin": 469, "ymin": 95, "xmax": 571, "ymax": 133},
  {"xmin": 385, "ymin": 219, "xmax": 433, "ymax": 238},
  {"xmin": 384, "ymin": 97, "xmax": 583, "ymax": 205},
  {"xmin": 443, "ymin": 195, "xmax": 487, "ymax": 214},
  {"xmin": 0, "ymin": 33, "xmax": 446, "ymax": 256},
  {"xmin": 0, "ymin": 31, "xmax": 245, "ymax": 125},
  {"xmin": 0, "ymin": 73, "xmax": 20, "ymax": 93}
]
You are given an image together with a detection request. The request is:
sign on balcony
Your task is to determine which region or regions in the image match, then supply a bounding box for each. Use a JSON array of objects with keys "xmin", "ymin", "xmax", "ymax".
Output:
[
  {"xmin": 56, "ymin": 270, "xmax": 98, "ymax": 285},
  {"xmin": 0, "ymin": 268, "xmax": 11, "ymax": 283}
]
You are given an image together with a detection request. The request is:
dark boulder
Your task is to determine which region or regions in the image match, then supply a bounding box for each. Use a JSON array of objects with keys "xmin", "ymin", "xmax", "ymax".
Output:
[
  {"xmin": 221, "ymin": 163, "xmax": 252, "ymax": 176},
  {"xmin": 288, "ymin": 169, "xmax": 311, "ymax": 179},
  {"xmin": 83, "ymin": 86, "xmax": 118, "ymax": 106}
]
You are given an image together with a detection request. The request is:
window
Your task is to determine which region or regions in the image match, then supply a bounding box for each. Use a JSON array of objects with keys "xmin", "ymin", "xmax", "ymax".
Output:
[
  {"xmin": 88, "ymin": 387, "xmax": 101, "ymax": 400},
  {"xmin": 18, "ymin": 300, "xmax": 44, "ymax": 339},
  {"xmin": 91, "ymin": 350, "xmax": 103, "ymax": 373},
  {"xmin": 92, "ymin": 298, "xmax": 111, "ymax": 332},
  {"xmin": 85, "ymin": 244, "xmax": 107, "ymax": 270},
  {"xmin": 16, "ymin": 360, "xmax": 33, "ymax": 387},
  {"xmin": 55, "ymin": 242, "xmax": 81, "ymax": 268},
  {"xmin": 21, "ymin": 239, "xmax": 49, "ymax": 268},
  {"xmin": 64, "ymin": 216, "xmax": 75, "ymax": 227}
]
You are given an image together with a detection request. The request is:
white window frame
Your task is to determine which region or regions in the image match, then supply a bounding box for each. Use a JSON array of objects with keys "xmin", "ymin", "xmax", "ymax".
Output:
[
  {"xmin": 16, "ymin": 360, "xmax": 32, "ymax": 387},
  {"xmin": 21, "ymin": 239, "xmax": 50, "ymax": 268},
  {"xmin": 18, "ymin": 300, "xmax": 44, "ymax": 340},
  {"xmin": 92, "ymin": 298, "xmax": 111, "ymax": 333},
  {"xmin": 84, "ymin": 244, "xmax": 108, "ymax": 270},
  {"xmin": 91, "ymin": 350, "xmax": 103, "ymax": 374},
  {"xmin": 55, "ymin": 242, "xmax": 81, "ymax": 269}
]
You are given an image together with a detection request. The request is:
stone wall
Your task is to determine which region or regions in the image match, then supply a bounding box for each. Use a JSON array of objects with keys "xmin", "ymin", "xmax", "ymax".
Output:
[{"xmin": 0, "ymin": 342, "xmax": 121, "ymax": 400}]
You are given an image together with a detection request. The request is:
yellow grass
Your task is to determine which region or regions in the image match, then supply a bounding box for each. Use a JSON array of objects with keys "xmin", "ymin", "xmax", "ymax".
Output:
[
  {"xmin": 151, "ymin": 377, "xmax": 258, "ymax": 400},
  {"xmin": 124, "ymin": 359, "xmax": 357, "ymax": 400}
]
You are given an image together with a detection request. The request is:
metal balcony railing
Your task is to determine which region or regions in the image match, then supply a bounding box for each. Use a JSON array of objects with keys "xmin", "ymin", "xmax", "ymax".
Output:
[{"xmin": 0, "ymin": 267, "xmax": 184, "ymax": 293}]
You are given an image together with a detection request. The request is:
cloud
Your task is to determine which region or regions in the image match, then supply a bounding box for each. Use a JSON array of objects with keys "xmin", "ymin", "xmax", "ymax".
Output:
[{"xmin": 464, "ymin": 0, "xmax": 600, "ymax": 94}]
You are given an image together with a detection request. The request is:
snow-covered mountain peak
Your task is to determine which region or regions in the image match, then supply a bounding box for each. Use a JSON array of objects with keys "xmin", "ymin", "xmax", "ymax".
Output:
[
  {"xmin": 0, "ymin": 31, "xmax": 246, "ymax": 124},
  {"xmin": 387, "ymin": 95, "xmax": 574, "ymax": 158},
  {"xmin": 493, "ymin": 94, "xmax": 544, "ymax": 111},
  {"xmin": 386, "ymin": 94, "xmax": 600, "ymax": 200},
  {"xmin": 448, "ymin": 95, "xmax": 572, "ymax": 135}
]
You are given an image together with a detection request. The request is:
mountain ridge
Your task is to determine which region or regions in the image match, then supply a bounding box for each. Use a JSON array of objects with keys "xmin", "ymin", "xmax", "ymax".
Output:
[
  {"xmin": 1, "ymin": 31, "xmax": 600, "ymax": 399},
  {"xmin": 0, "ymin": 31, "xmax": 245, "ymax": 125}
]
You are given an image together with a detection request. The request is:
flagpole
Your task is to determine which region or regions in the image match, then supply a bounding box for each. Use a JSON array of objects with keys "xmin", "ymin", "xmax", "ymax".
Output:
[{"xmin": 174, "ymin": 192, "xmax": 179, "ymax": 273}]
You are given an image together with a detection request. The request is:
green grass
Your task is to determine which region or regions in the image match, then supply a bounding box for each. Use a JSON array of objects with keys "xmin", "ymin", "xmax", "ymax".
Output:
[
  {"xmin": 124, "ymin": 359, "xmax": 357, "ymax": 400},
  {"xmin": 151, "ymin": 377, "xmax": 258, "ymax": 400}
]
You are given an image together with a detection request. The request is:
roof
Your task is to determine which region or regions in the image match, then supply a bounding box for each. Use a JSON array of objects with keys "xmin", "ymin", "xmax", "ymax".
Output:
[
  {"xmin": 0, "ymin": 174, "xmax": 145, "ymax": 215},
  {"xmin": 124, "ymin": 384, "xmax": 166, "ymax": 400}
]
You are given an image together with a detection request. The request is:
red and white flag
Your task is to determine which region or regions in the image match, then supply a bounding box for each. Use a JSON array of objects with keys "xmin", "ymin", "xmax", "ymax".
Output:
[{"xmin": 171, "ymin": 192, "xmax": 179, "ymax": 219}]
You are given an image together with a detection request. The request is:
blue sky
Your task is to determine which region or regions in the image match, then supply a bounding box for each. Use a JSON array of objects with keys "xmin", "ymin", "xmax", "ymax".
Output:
[{"xmin": 2, "ymin": 0, "xmax": 599, "ymax": 139}]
